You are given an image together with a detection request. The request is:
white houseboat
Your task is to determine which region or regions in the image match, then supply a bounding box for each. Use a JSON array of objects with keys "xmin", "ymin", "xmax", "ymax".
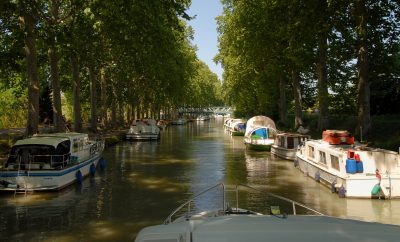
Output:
[
  {"xmin": 226, "ymin": 119, "xmax": 246, "ymax": 136},
  {"xmin": 126, "ymin": 119, "xmax": 160, "ymax": 140},
  {"xmin": 296, "ymin": 130, "xmax": 400, "ymax": 199},
  {"xmin": 134, "ymin": 183, "xmax": 400, "ymax": 242},
  {"xmin": 0, "ymin": 132, "xmax": 104, "ymax": 192},
  {"xmin": 171, "ymin": 118, "xmax": 187, "ymax": 125},
  {"xmin": 271, "ymin": 133, "xmax": 310, "ymax": 160},
  {"xmin": 244, "ymin": 116, "xmax": 277, "ymax": 151},
  {"xmin": 223, "ymin": 118, "xmax": 233, "ymax": 129}
]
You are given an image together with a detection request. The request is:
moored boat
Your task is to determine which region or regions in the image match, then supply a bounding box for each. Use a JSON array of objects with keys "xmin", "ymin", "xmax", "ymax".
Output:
[
  {"xmin": 296, "ymin": 130, "xmax": 400, "ymax": 199},
  {"xmin": 0, "ymin": 132, "xmax": 104, "ymax": 192},
  {"xmin": 126, "ymin": 119, "xmax": 160, "ymax": 140},
  {"xmin": 134, "ymin": 183, "xmax": 400, "ymax": 242},
  {"xmin": 227, "ymin": 118, "xmax": 246, "ymax": 136},
  {"xmin": 196, "ymin": 115, "xmax": 210, "ymax": 121},
  {"xmin": 244, "ymin": 116, "xmax": 277, "ymax": 151},
  {"xmin": 171, "ymin": 118, "xmax": 187, "ymax": 125},
  {"xmin": 271, "ymin": 133, "xmax": 310, "ymax": 160}
]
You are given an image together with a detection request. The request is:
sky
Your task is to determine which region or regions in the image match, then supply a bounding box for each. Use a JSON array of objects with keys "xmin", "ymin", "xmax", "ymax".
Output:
[{"xmin": 187, "ymin": 0, "xmax": 224, "ymax": 80}]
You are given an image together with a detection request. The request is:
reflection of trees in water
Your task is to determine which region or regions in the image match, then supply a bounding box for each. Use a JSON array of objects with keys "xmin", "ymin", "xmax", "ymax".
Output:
[{"xmin": 0, "ymin": 174, "xmax": 111, "ymax": 241}]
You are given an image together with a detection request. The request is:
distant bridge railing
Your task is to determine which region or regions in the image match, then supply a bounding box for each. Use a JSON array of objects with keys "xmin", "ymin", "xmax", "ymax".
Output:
[{"xmin": 178, "ymin": 107, "xmax": 233, "ymax": 115}]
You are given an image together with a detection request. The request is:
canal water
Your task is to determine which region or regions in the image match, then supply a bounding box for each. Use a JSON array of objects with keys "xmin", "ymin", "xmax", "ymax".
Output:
[{"xmin": 1, "ymin": 119, "xmax": 400, "ymax": 241}]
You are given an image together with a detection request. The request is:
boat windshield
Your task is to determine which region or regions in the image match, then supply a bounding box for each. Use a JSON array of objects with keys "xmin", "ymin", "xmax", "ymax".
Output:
[{"xmin": 6, "ymin": 140, "xmax": 70, "ymax": 167}]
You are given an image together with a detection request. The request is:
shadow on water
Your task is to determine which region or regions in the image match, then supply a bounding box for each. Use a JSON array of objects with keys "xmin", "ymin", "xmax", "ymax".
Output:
[{"xmin": 1, "ymin": 119, "xmax": 400, "ymax": 241}]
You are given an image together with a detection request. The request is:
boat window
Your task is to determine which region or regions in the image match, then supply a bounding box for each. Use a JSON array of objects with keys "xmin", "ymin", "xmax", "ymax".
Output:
[
  {"xmin": 287, "ymin": 137, "xmax": 294, "ymax": 149},
  {"xmin": 7, "ymin": 145, "xmax": 55, "ymax": 165},
  {"xmin": 319, "ymin": 151, "xmax": 327, "ymax": 165},
  {"xmin": 73, "ymin": 141, "xmax": 79, "ymax": 152},
  {"xmin": 280, "ymin": 136, "xmax": 285, "ymax": 147},
  {"xmin": 330, "ymin": 155, "xmax": 340, "ymax": 171},
  {"xmin": 308, "ymin": 146, "xmax": 315, "ymax": 158}
]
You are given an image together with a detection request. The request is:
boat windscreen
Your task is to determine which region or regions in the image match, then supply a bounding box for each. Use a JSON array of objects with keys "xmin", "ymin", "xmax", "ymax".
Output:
[{"xmin": 7, "ymin": 145, "xmax": 56, "ymax": 164}]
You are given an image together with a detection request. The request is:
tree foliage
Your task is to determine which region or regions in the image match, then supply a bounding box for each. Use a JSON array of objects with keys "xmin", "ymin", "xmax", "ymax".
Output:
[
  {"xmin": 0, "ymin": 0, "xmax": 223, "ymax": 130},
  {"xmin": 216, "ymin": 0, "xmax": 400, "ymax": 133}
]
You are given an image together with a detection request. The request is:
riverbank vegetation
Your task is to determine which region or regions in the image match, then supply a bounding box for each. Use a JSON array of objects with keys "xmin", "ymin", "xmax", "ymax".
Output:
[
  {"xmin": 0, "ymin": 0, "xmax": 222, "ymax": 135},
  {"xmin": 216, "ymin": 0, "xmax": 400, "ymax": 142}
]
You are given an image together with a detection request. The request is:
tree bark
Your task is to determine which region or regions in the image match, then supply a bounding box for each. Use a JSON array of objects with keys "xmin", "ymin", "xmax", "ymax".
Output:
[
  {"xmin": 71, "ymin": 53, "xmax": 81, "ymax": 132},
  {"xmin": 317, "ymin": 31, "xmax": 329, "ymax": 131},
  {"xmin": 89, "ymin": 65, "xmax": 97, "ymax": 131},
  {"xmin": 291, "ymin": 68, "xmax": 303, "ymax": 129},
  {"xmin": 99, "ymin": 67, "xmax": 108, "ymax": 127},
  {"xmin": 111, "ymin": 78, "xmax": 117, "ymax": 128},
  {"xmin": 278, "ymin": 73, "xmax": 287, "ymax": 126},
  {"xmin": 354, "ymin": 0, "xmax": 371, "ymax": 136},
  {"xmin": 48, "ymin": 43, "xmax": 64, "ymax": 132},
  {"xmin": 20, "ymin": 11, "xmax": 39, "ymax": 136},
  {"xmin": 48, "ymin": 0, "xmax": 64, "ymax": 132}
]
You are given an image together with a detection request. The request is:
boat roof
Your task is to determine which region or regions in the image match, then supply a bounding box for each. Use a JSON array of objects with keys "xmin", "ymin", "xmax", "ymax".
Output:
[
  {"xmin": 306, "ymin": 139, "xmax": 399, "ymax": 155},
  {"xmin": 276, "ymin": 132, "xmax": 310, "ymax": 138},
  {"xmin": 136, "ymin": 215, "xmax": 400, "ymax": 242},
  {"xmin": 13, "ymin": 133, "xmax": 87, "ymax": 148},
  {"xmin": 245, "ymin": 116, "xmax": 276, "ymax": 135}
]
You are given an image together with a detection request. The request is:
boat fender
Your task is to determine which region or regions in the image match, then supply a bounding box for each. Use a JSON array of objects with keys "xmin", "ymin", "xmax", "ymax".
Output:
[
  {"xmin": 99, "ymin": 158, "xmax": 106, "ymax": 171},
  {"xmin": 331, "ymin": 181, "xmax": 337, "ymax": 193},
  {"xmin": 315, "ymin": 171, "xmax": 321, "ymax": 182},
  {"xmin": 76, "ymin": 170, "xmax": 83, "ymax": 184},
  {"xmin": 294, "ymin": 158, "xmax": 299, "ymax": 167},
  {"xmin": 90, "ymin": 163, "xmax": 96, "ymax": 176},
  {"xmin": 338, "ymin": 186, "xmax": 346, "ymax": 198},
  {"xmin": 371, "ymin": 183, "xmax": 381, "ymax": 196}
]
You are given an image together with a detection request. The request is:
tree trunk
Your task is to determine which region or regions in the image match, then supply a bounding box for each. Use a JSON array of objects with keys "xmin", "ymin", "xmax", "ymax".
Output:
[
  {"xmin": 48, "ymin": 0, "xmax": 64, "ymax": 132},
  {"xmin": 111, "ymin": 79, "xmax": 117, "ymax": 128},
  {"xmin": 48, "ymin": 43, "xmax": 64, "ymax": 132},
  {"xmin": 99, "ymin": 67, "xmax": 107, "ymax": 127},
  {"xmin": 118, "ymin": 102, "xmax": 124, "ymax": 126},
  {"xmin": 21, "ymin": 11, "xmax": 39, "ymax": 136},
  {"xmin": 291, "ymin": 68, "xmax": 303, "ymax": 129},
  {"xmin": 278, "ymin": 73, "xmax": 287, "ymax": 126},
  {"xmin": 71, "ymin": 53, "xmax": 81, "ymax": 132},
  {"xmin": 317, "ymin": 31, "xmax": 329, "ymax": 131},
  {"xmin": 354, "ymin": 0, "xmax": 371, "ymax": 136},
  {"xmin": 89, "ymin": 65, "xmax": 97, "ymax": 131}
]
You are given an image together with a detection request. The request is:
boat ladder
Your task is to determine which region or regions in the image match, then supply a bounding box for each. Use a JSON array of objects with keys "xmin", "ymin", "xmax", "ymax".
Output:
[{"xmin": 14, "ymin": 156, "xmax": 31, "ymax": 197}]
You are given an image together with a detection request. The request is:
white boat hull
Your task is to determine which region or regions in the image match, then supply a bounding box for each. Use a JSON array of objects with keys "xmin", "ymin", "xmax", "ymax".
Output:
[
  {"xmin": 296, "ymin": 154, "xmax": 400, "ymax": 198},
  {"xmin": 271, "ymin": 145, "xmax": 297, "ymax": 160},
  {"xmin": 0, "ymin": 153, "xmax": 102, "ymax": 191}
]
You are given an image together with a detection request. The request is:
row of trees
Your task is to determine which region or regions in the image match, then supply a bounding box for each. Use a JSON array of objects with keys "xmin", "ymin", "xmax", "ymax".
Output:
[
  {"xmin": 216, "ymin": 0, "xmax": 400, "ymax": 135},
  {"xmin": 0, "ymin": 0, "xmax": 222, "ymax": 135}
]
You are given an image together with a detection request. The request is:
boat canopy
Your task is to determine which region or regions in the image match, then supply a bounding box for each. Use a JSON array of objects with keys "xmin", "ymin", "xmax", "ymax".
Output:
[{"xmin": 245, "ymin": 116, "xmax": 276, "ymax": 137}]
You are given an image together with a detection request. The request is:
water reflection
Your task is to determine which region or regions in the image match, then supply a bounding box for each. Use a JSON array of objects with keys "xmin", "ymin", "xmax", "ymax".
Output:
[{"xmin": 0, "ymin": 119, "xmax": 399, "ymax": 241}]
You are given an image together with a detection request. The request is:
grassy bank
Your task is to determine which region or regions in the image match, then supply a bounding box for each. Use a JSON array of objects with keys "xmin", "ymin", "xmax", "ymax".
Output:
[{"xmin": 279, "ymin": 114, "xmax": 400, "ymax": 152}]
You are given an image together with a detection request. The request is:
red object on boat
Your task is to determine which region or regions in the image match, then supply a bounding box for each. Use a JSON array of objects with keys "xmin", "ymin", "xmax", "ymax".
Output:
[
  {"xmin": 376, "ymin": 169, "xmax": 382, "ymax": 181},
  {"xmin": 347, "ymin": 149, "xmax": 355, "ymax": 159},
  {"xmin": 354, "ymin": 154, "xmax": 361, "ymax": 162},
  {"xmin": 322, "ymin": 130, "xmax": 355, "ymax": 145}
]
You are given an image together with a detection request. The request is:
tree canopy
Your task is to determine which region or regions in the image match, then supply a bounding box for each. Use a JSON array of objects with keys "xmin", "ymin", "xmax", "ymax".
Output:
[{"xmin": 0, "ymin": 0, "xmax": 223, "ymax": 133}]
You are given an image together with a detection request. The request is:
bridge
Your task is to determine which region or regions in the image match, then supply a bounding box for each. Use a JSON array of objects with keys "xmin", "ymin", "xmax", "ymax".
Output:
[{"xmin": 178, "ymin": 107, "xmax": 233, "ymax": 116}]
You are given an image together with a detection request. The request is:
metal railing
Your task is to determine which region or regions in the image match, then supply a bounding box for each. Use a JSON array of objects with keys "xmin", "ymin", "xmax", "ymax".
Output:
[{"xmin": 164, "ymin": 183, "xmax": 323, "ymax": 224}]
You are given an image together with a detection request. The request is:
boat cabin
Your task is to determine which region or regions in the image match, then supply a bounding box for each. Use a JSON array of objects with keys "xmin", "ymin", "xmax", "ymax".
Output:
[
  {"xmin": 274, "ymin": 133, "xmax": 309, "ymax": 149},
  {"xmin": 5, "ymin": 133, "xmax": 91, "ymax": 170}
]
